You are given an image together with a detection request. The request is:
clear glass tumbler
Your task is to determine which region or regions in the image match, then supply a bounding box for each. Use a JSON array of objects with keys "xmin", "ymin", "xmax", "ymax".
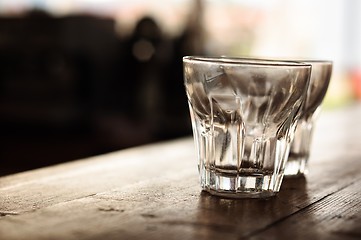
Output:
[
  {"xmin": 285, "ymin": 60, "xmax": 332, "ymax": 176},
  {"xmin": 183, "ymin": 56, "xmax": 312, "ymax": 198}
]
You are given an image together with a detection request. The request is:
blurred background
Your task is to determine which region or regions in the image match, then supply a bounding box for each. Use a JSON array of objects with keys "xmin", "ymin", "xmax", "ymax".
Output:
[{"xmin": 0, "ymin": 0, "xmax": 360, "ymax": 176}]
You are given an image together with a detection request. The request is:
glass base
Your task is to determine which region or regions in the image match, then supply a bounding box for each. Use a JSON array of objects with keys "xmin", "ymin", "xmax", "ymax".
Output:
[
  {"xmin": 200, "ymin": 167, "xmax": 281, "ymax": 199},
  {"xmin": 284, "ymin": 157, "xmax": 308, "ymax": 177}
]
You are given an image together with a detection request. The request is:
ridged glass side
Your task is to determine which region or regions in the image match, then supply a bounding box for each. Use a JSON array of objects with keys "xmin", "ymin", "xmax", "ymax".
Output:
[
  {"xmin": 189, "ymin": 97, "xmax": 294, "ymax": 198},
  {"xmin": 286, "ymin": 61, "xmax": 332, "ymax": 176}
]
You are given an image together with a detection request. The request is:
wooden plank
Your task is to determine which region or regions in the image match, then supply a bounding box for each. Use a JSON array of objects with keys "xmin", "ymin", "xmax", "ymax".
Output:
[
  {"xmin": 248, "ymin": 179, "xmax": 361, "ymax": 240},
  {"xmin": 0, "ymin": 138, "xmax": 196, "ymax": 213},
  {"xmin": 0, "ymin": 174, "xmax": 200, "ymax": 240},
  {"xmin": 0, "ymin": 151, "xmax": 360, "ymax": 240},
  {"xmin": 0, "ymin": 162, "xmax": 360, "ymax": 240}
]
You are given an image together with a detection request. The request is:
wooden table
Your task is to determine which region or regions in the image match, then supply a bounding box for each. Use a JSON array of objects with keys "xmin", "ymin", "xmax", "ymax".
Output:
[{"xmin": 1, "ymin": 103, "xmax": 361, "ymax": 240}]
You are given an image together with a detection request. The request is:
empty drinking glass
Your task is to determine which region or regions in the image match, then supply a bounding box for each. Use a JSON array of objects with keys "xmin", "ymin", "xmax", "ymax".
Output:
[
  {"xmin": 183, "ymin": 56, "xmax": 312, "ymax": 198},
  {"xmin": 285, "ymin": 60, "xmax": 332, "ymax": 176}
]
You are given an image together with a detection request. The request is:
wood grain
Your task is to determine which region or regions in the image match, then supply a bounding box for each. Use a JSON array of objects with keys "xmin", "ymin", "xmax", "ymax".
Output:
[
  {"xmin": 0, "ymin": 138, "xmax": 196, "ymax": 213},
  {"xmin": 0, "ymin": 103, "xmax": 360, "ymax": 240}
]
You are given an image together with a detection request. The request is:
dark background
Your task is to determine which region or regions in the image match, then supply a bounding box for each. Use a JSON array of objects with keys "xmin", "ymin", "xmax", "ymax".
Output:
[{"xmin": 0, "ymin": 8, "xmax": 203, "ymax": 176}]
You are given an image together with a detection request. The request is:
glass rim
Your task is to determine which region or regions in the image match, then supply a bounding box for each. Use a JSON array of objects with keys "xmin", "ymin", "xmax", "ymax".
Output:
[
  {"xmin": 228, "ymin": 56, "xmax": 333, "ymax": 66},
  {"xmin": 183, "ymin": 56, "xmax": 312, "ymax": 68},
  {"xmin": 293, "ymin": 59, "xmax": 333, "ymax": 67},
  {"xmin": 259, "ymin": 57, "xmax": 333, "ymax": 65}
]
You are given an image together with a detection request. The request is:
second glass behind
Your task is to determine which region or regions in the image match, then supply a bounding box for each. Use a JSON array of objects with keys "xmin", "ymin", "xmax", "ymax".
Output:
[
  {"xmin": 184, "ymin": 56, "xmax": 312, "ymax": 198},
  {"xmin": 285, "ymin": 60, "xmax": 332, "ymax": 176}
]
